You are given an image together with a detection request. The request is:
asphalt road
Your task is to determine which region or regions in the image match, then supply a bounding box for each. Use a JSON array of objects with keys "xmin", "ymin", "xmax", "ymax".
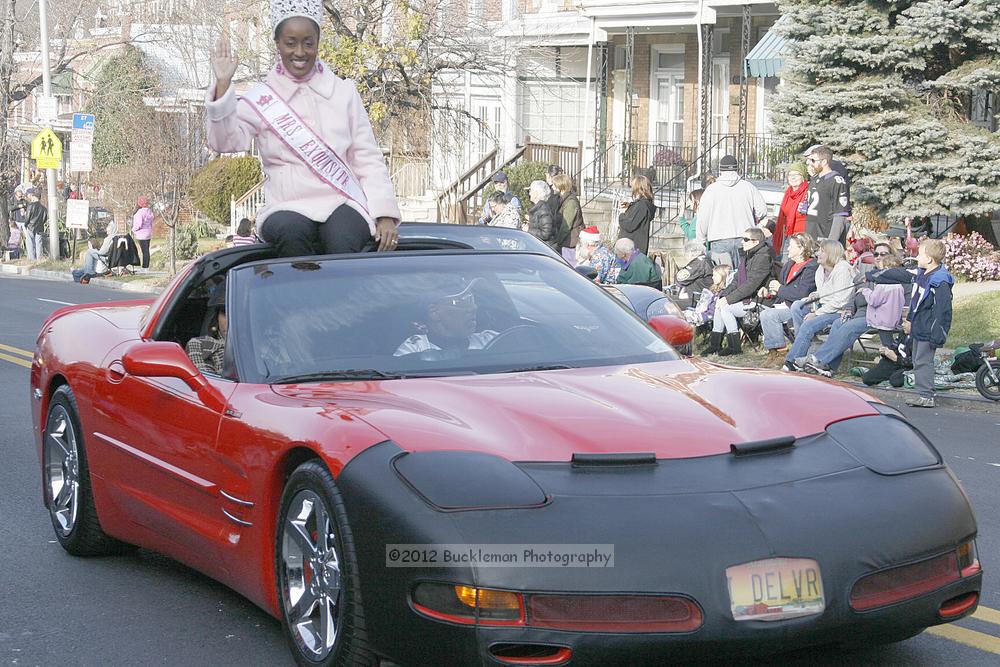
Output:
[{"xmin": 1, "ymin": 274, "xmax": 998, "ymax": 666}]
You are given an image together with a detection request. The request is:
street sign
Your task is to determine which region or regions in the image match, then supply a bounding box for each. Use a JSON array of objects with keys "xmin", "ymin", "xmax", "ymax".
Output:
[
  {"xmin": 66, "ymin": 199, "xmax": 90, "ymax": 230},
  {"xmin": 37, "ymin": 96, "xmax": 58, "ymax": 123},
  {"xmin": 70, "ymin": 144, "xmax": 92, "ymax": 172},
  {"xmin": 71, "ymin": 113, "xmax": 95, "ymax": 144},
  {"xmin": 31, "ymin": 128, "xmax": 63, "ymax": 169},
  {"xmin": 72, "ymin": 113, "xmax": 95, "ymax": 130}
]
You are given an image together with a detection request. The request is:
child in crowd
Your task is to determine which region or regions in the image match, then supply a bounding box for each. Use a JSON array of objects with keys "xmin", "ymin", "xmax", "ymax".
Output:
[
  {"xmin": 684, "ymin": 265, "xmax": 730, "ymax": 326},
  {"xmin": 871, "ymin": 238, "xmax": 954, "ymax": 407},
  {"xmin": 229, "ymin": 218, "xmax": 258, "ymax": 247}
]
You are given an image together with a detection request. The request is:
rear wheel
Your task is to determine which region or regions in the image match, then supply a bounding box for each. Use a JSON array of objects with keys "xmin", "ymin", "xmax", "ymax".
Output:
[
  {"xmin": 276, "ymin": 460, "xmax": 372, "ymax": 667},
  {"xmin": 975, "ymin": 361, "xmax": 1000, "ymax": 401},
  {"xmin": 44, "ymin": 385, "xmax": 131, "ymax": 556}
]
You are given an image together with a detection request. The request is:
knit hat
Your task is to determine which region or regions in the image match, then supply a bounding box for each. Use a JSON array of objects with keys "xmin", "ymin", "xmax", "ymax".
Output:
[
  {"xmin": 270, "ymin": 0, "xmax": 323, "ymax": 38},
  {"xmin": 719, "ymin": 155, "xmax": 738, "ymax": 171},
  {"xmin": 579, "ymin": 226, "xmax": 601, "ymax": 244},
  {"xmin": 787, "ymin": 162, "xmax": 808, "ymax": 180},
  {"xmin": 138, "ymin": 195, "xmax": 150, "ymax": 208}
]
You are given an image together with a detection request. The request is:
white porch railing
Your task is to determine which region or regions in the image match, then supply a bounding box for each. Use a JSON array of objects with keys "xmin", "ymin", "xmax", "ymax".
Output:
[
  {"xmin": 230, "ymin": 180, "xmax": 266, "ymax": 235},
  {"xmin": 390, "ymin": 156, "xmax": 431, "ymax": 199}
]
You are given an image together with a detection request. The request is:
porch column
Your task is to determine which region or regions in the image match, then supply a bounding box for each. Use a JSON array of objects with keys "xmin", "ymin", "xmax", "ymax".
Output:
[
  {"xmin": 699, "ymin": 24, "xmax": 714, "ymax": 172},
  {"xmin": 737, "ymin": 4, "xmax": 751, "ymax": 172}
]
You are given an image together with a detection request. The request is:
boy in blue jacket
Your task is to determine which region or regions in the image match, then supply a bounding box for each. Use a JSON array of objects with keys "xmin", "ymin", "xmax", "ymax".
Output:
[{"xmin": 872, "ymin": 238, "xmax": 953, "ymax": 407}]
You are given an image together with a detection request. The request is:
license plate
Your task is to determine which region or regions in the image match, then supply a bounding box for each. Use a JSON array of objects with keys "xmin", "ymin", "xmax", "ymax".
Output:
[{"xmin": 726, "ymin": 558, "xmax": 825, "ymax": 621}]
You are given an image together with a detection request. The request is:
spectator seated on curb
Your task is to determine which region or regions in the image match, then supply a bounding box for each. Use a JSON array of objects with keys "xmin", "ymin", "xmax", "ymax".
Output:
[
  {"xmin": 800, "ymin": 247, "xmax": 906, "ymax": 377},
  {"xmin": 575, "ymin": 226, "xmax": 619, "ymax": 284},
  {"xmin": 783, "ymin": 239, "xmax": 856, "ymax": 372},
  {"xmin": 860, "ymin": 333, "xmax": 912, "ymax": 388},
  {"xmin": 673, "ymin": 240, "xmax": 714, "ymax": 306},
  {"xmin": 703, "ymin": 227, "xmax": 774, "ymax": 357},
  {"xmin": 5, "ymin": 224, "xmax": 23, "ymax": 260},
  {"xmin": 613, "ymin": 237, "xmax": 661, "ymax": 289},
  {"xmin": 74, "ymin": 221, "xmax": 118, "ymax": 284},
  {"xmin": 758, "ymin": 232, "xmax": 818, "ymax": 368},
  {"xmin": 684, "ymin": 265, "xmax": 730, "ymax": 327}
]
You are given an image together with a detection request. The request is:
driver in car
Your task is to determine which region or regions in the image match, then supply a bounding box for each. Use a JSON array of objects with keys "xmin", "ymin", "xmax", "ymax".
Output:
[
  {"xmin": 186, "ymin": 284, "xmax": 228, "ymax": 375},
  {"xmin": 395, "ymin": 281, "xmax": 498, "ymax": 356}
]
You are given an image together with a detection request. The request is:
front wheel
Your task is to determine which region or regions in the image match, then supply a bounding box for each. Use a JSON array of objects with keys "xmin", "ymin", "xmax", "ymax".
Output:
[
  {"xmin": 276, "ymin": 460, "xmax": 372, "ymax": 667},
  {"xmin": 43, "ymin": 385, "xmax": 131, "ymax": 556},
  {"xmin": 975, "ymin": 361, "xmax": 1000, "ymax": 401}
]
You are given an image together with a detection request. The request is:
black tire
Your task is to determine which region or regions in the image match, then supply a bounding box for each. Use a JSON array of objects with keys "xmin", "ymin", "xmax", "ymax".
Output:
[
  {"xmin": 975, "ymin": 361, "xmax": 1000, "ymax": 401},
  {"xmin": 44, "ymin": 385, "xmax": 132, "ymax": 556},
  {"xmin": 276, "ymin": 460, "xmax": 373, "ymax": 667}
]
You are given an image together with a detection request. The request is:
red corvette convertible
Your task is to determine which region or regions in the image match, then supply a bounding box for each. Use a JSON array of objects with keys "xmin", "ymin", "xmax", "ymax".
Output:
[{"xmin": 31, "ymin": 243, "xmax": 980, "ymax": 666}]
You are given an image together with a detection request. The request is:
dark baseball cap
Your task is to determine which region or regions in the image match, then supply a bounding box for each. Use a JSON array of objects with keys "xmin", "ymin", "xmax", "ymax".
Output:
[{"xmin": 492, "ymin": 171, "xmax": 508, "ymax": 183}]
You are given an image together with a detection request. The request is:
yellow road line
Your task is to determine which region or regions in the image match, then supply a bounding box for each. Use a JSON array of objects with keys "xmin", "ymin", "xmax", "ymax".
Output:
[
  {"xmin": 927, "ymin": 623, "xmax": 1000, "ymax": 655},
  {"xmin": 0, "ymin": 342, "xmax": 33, "ymax": 358},
  {"xmin": 973, "ymin": 605, "xmax": 1000, "ymax": 627},
  {"xmin": 0, "ymin": 352, "xmax": 32, "ymax": 369}
]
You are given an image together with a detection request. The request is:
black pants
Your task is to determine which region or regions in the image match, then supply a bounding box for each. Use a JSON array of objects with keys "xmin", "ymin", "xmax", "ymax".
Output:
[
  {"xmin": 137, "ymin": 239, "xmax": 150, "ymax": 268},
  {"xmin": 259, "ymin": 205, "xmax": 374, "ymax": 258},
  {"xmin": 863, "ymin": 356, "xmax": 907, "ymax": 388}
]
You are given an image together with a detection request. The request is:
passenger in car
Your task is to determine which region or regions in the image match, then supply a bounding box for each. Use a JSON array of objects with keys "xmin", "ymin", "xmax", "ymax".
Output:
[
  {"xmin": 395, "ymin": 283, "xmax": 498, "ymax": 357},
  {"xmin": 206, "ymin": 0, "xmax": 401, "ymax": 257}
]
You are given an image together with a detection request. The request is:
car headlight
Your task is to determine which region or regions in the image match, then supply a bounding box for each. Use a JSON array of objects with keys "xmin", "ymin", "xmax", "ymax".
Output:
[
  {"xmin": 826, "ymin": 415, "xmax": 941, "ymax": 475},
  {"xmin": 394, "ymin": 451, "xmax": 547, "ymax": 510}
]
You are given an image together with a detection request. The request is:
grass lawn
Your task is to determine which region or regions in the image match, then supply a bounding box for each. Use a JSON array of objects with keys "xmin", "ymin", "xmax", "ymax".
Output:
[{"xmin": 947, "ymin": 290, "xmax": 1000, "ymax": 349}]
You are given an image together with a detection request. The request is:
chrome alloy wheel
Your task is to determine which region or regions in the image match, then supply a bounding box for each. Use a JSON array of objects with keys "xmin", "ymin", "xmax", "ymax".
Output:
[
  {"xmin": 281, "ymin": 490, "xmax": 343, "ymax": 660},
  {"xmin": 44, "ymin": 405, "xmax": 80, "ymax": 536}
]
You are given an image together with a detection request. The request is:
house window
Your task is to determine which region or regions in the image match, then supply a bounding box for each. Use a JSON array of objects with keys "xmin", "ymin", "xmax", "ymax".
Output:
[
  {"xmin": 474, "ymin": 101, "xmax": 502, "ymax": 162},
  {"xmin": 521, "ymin": 80, "xmax": 585, "ymax": 146},
  {"xmin": 468, "ymin": 0, "xmax": 483, "ymax": 23},
  {"xmin": 711, "ymin": 59, "xmax": 730, "ymax": 136}
]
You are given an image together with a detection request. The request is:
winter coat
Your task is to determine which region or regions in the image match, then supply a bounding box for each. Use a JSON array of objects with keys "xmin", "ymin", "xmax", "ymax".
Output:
[
  {"xmin": 24, "ymin": 201, "xmax": 47, "ymax": 235},
  {"xmin": 556, "ymin": 192, "xmax": 585, "ymax": 249},
  {"xmin": 9, "ymin": 198, "xmax": 27, "ymax": 224},
  {"xmin": 675, "ymin": 254, "xmax": 714, "ymax": 294},
  {"xmin": 872, "ymin": 265, "xmax": 954, "ymax": 347},
  {"xmin": 205, "ymin": 61, "xmax": 401, "ymax": 234},
  {"xmin": 774, "ymin": 257, "xmax": 818, "ymax": 306},
  {"xmin": 617, "ymin": 250, "xmax": 661, "ymax": 288},
  {"xmin": 775, "ymin": 181, "xmax": 809, "ymax": 254},
  {"xmin": 618, "ymin": 197, "xmax": 656, "ymax": 255},
  {"xmin": 719, "ymin": 242, "xmax": 774, "ymax": 304},
  {"xmin": 860, "ymin": 283, "xmax": 905, "ymax": 330},
  {"xmin": 132, "ymin": 207, "xmax": 154, "ymax": 241},
  {"xmin": 813, "ymin": 260, "xmax": 856, "ymax": 315},
  {"xmin": 527, "ymin": 199, "xmax": 558, "ymax": 250},
  {"xmin": 695, "ymin": 172, "xmax": 768, "ymax": 244}
]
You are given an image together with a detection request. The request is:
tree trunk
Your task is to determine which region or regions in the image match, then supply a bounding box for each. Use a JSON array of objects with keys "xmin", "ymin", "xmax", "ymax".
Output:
[{"xmin": 0, "ymin": 0, "xmax": 17, "ymax": 249}]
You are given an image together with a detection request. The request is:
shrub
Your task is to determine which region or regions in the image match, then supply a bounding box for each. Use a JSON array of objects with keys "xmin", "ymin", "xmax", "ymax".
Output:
[
  {"xmin": 174, "ymin": 223, "xmax": 200, "ymax": 260},
  {"xmin": 190, "ymin": 157, "xmax": 262, "ymax": 225},
  {"xmin": 482, "ymin": 160, "xmax": 549, "ymax": 209},
  {"xmin": 188, "ymin": 217, "xmax": 219, "ymax": 239},
  {"xmin": 944, "ymin": 232, "xmax": 1000, "ymax": 282}
]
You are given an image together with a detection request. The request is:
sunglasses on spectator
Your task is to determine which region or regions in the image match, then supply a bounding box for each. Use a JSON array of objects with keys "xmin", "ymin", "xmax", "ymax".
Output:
[{"xmin": 874, "ymin": 251, "xmax": 890, "ymax": 257}]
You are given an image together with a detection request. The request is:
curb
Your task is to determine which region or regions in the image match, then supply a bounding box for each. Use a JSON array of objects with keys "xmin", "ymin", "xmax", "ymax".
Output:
[
  {"xmin": 0, "ymin": 263, "xmax": 163, "ymax": 294},
  {"xmin": 844, "ymin": 380, "xmax": 998, "ymax": 415}
]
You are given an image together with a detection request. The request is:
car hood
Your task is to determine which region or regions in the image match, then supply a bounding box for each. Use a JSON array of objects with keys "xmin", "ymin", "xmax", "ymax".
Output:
[{"xmin": 271, "ymin": 359, "xmax": 878, "ymax": 461}]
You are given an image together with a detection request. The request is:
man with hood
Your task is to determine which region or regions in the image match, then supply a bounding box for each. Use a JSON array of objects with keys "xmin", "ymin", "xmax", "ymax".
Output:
[
  {"xmin": 695, "ymin": 155, "xmax": 768, "ymax": 268},
  {"xmin": 870, "ymin": 238, "xmax": 954, "ymax": 408}
]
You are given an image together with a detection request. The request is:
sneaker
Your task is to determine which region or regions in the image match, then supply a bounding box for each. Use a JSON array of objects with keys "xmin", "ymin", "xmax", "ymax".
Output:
[
  {"xmin": 804, "ymin": 359, "xmax": 833, "ymax": 378},
  {"xmin": 792, "ymin": 355, "xmax": 812, "ymax": 371},
  {"xmin": 782, "ymin": 360, "xmax": 798, "ymax": 372},
  {"xmin": 905, "ymin": 396, "xmax": 936, "ymax": 408}
]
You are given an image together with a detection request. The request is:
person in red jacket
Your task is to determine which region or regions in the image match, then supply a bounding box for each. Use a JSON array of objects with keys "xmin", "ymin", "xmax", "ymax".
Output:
[{"xmin": 773, "ymin": 162, "xmax": 809, "ymax": 259}]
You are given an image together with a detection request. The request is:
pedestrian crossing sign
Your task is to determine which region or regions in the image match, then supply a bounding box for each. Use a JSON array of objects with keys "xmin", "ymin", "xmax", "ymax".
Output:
[{"xmin": 31, "ymin": 128, "xmax": 63, "ymax": 169}]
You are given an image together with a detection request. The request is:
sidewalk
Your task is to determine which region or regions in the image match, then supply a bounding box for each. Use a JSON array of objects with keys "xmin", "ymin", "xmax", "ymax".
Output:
[
  {"xmin": 847, "ymin": 380, "xmax": 997, "ymax": 415},
  {"xmin": 0, "ymin": 262, "xmax": 165, "ymax": 294},
  {"xmin": 953, "ymin": 280, "xmax": 1000, "ymax": 299}
]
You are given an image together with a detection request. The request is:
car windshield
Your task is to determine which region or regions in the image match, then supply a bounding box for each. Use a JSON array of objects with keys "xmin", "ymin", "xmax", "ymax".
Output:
[{"xmin": 231, "ymin": 252, "xmax": 678, "ymax": 383}]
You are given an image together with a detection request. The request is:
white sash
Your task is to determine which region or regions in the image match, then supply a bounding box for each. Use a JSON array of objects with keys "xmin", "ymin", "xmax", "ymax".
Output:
[{"xmin": 243, "ymin": 83, "xmax": 369, "ymax": 212}]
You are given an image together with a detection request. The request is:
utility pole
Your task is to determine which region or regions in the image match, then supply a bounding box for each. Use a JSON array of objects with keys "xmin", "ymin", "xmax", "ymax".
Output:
[{"xmin": 38, "ymin": 0, "xmax": 59, "ymax": 259}]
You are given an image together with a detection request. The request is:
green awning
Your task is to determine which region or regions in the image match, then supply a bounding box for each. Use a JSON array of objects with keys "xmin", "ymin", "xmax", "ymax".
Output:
[{"xmin": 744, "ymin": 18, "xmax": 789, "ymax": 78}]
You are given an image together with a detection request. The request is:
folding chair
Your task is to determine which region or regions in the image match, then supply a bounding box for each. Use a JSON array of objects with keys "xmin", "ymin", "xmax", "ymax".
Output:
[{"xmin": 107, "ymin": 234, "xmax": 140, "ymax": 276}]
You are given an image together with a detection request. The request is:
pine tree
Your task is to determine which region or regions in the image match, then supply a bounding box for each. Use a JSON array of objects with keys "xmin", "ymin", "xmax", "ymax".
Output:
[{"xmin": 773, "ymin": 0, "xmax": 1000, "ymax": 220}]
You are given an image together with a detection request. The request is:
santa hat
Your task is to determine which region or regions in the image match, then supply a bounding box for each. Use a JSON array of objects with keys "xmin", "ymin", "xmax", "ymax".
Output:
[
  {"xmin": 270, "ymin": 0, "xmax": 324, "ymax": 37},
  {"xmin": 579, "ymin": 225, "xmax": 601, "ymax": 243}
]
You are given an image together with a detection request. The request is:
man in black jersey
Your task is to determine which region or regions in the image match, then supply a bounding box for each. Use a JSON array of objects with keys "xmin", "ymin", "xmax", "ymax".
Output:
[{"xmin": 803, "ymin": 145, "xmax": 850, "ymax": 245}]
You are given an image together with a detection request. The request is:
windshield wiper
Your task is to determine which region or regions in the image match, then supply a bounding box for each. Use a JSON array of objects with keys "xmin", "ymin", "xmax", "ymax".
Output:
[
  {"xmin": 270, "ymin": 369, "xmax": 408, "ymax": 384},
  {"xmin": 498, "ymin": 364, "xmax": 574, "ymax": 374}
]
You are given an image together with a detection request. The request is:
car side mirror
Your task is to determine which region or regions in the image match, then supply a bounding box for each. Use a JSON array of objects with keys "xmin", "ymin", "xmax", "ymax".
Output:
[
  {"xmin": 647, "ymin": 314, "xmax": 694, "ymax": 348},
  {"xmin": 576, "ymin": 264, "xmax": 599, "ymax": 280},
  {"xmin": 122, "ymin": 341, "xmax": 227, "ymax": 413}
]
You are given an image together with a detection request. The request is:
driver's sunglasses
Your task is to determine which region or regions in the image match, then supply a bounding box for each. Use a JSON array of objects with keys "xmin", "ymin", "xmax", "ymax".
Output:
[{"xmin": 742, "ymin": 237, "xmax": 755, "ymax": 242}]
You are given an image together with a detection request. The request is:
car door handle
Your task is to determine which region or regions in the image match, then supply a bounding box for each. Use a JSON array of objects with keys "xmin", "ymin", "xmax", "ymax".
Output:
[{"xmin": 106, "ymin": 360, "xmax": 126, "ymax": 384}]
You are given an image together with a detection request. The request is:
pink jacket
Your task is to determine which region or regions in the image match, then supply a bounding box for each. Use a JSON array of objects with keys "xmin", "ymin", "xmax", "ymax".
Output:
[
  {"xmin": 205, "ymin": 62, "xmax": 401, "ymax": 234},
  {"xmin": 132, "ymin": 207, "xmax": 154, "ymax": 240},
  {"xmin": 861, "ymin": 283, "xmax": 905, "ymax": 330}
]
